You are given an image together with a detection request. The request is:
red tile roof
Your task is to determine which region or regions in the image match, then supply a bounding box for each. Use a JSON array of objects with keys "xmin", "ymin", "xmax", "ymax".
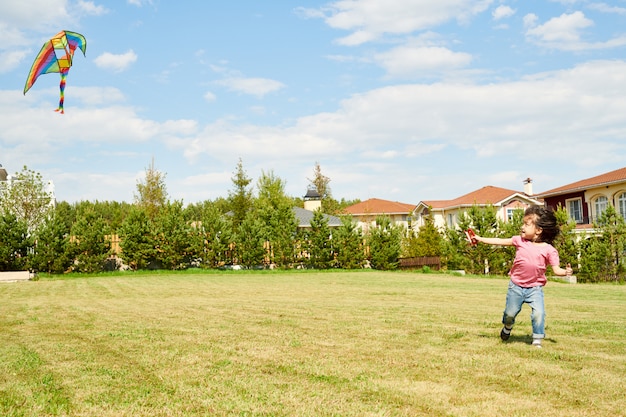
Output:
[
  {"xmin": 421, "ymin": 186, "xmax": 526, "ymax": 209},
  {"xmin": 536, "ymin": 167, "xmax": 626, "ymax": 197},
  {"xmin": 343, "ymin": 198, "xmax": 416, "ymax": 215}
]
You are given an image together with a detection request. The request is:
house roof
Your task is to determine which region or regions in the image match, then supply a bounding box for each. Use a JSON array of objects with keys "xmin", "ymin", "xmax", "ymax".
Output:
[
  {"xmin": 535, "ymin": 166, "xmax": 626, "ymax": 198},
  {"xmin": 420, "ymin": 186, "xmax": 533, "ymax": 210},
  {"xmin": 343, "ymin": 198, "xmax": 416, "ymax": 215},
  {"xmin": 293, "ymin": 207, "xmax": 342, "ymax": 228}
]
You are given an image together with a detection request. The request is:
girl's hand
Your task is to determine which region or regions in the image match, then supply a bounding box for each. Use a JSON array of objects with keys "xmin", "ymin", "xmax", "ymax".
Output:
[
  {"xmin": 565, "ymin": 263, "xmax": 573, "ymax": 276},
  {"xmin": 465, "ymin": 229, "xmax": 478, "ymax": 245}
]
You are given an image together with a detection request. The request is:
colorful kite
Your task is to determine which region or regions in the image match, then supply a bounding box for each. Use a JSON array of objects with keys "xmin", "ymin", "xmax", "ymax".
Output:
[{"xmin": 23, "ymin": 30, "xmax": 87, "ymax": 114}]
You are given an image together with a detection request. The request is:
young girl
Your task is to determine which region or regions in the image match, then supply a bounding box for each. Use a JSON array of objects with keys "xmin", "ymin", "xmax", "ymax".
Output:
[{"xmin": 470, "ymin": 206, "xmax": 572, "ymax": 348}]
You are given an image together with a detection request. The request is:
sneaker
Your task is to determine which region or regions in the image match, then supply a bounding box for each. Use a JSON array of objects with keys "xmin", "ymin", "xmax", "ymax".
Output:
[
  {"xmin": 500, "ymin": 327, "xmax": 511, "ymax": 341},
  {"xmin": 532, "ymin": 339, "xmax": 542, "ymax": 348}
]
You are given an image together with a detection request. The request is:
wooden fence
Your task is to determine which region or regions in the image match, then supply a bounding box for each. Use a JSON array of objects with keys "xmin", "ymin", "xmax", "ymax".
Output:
[{"xmin": 398, "ymin": 256, "xmax": 441, "ymax": 270}]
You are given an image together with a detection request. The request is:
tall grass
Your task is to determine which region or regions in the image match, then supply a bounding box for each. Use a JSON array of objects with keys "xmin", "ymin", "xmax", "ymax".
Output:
[{"xmin": 1, "ymin": 271, "xmax": 624, "ymax": 416}]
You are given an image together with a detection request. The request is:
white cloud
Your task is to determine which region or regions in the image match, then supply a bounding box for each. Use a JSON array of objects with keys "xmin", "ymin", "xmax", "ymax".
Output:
[
  {"xmin": 127, "ymin": 0, "xmax": 153, "ymax": 6},
  {"xmin": 587, "ymin": 3, "xmax": 626, "ymax": 15},
  {"xmin": 523, "ymin": 13, "xmax": 539, "ymax": 28},
  {"xmin": 492, "ymin": 5, "xmax": 515, "ymax": 20},
  {"xmin": 77, "ymin": 0, "xmax": 109, "ymax": 16},
  {"xmin": 70, "ymin": 86, "xmax": 127, "ymax": 105},
  {"xmin": 174, "ymin": 60, "xmax": 626, "ymax": 175},
  {"xmin": 374, "ymin": 45, "xmax": 472, "ymax": 77},
  {"xmin": 0, "ymin": 50, "xmax": 29, "ymax": 74},
  {"xmin": 317, "ymin": 0, "xmax": 493, "ymax": 45},
  {"xmin": 0, "ymin": 1, "xmax": 70, "ymax": 29},
  {"xmin": 216, "ymin": 77, "xmax": 285, "ymax": 98},
  {"xmin": 94, "ymin": 50, "xmax": 138, "ymax": 72},
  {"xmin": 204, "ymin": 91, "xmax": 217, "ymax": 102},
  {"xmin": 525, "ymin": 11, "xmax": 626, "ymax": 50},
  {"xmin": 526, "ymin": 11, "xmax": 593, "ymax": 43}
]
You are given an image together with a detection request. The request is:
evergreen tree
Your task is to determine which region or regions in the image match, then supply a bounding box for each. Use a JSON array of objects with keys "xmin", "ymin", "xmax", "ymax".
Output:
[
  {"xmin": 256, "ymin": 170, "xmax": 298, "ymax": 267},
  {"xmin": 0, "ymin": 211, "xmax": 31, "ymax": 271},
  {"xmin": 154, "ymin": 200, "xmax": 193, "ymax": 270},
  {"xmin": 456, "ymin": 205, "xmax": 501, "ymax": 275},
  {"xmin": 119, "ymin": 206, "xmax": 156, "ymax": 270},
  {"xmin": 553, "ymin": 205, "xmax": 579, "ymax": 273},
  {"xmin": 30, "ymin": 210, "xmax": 72, "ymax": 274},
  {"xmin": 333, "ymin": 216, "xmax": 365, "ymax": 269},
  {"xmin": 228, "ymin": 158, "xmax": 253, "ymax": 233},
  {"xmin": 578, "ymin": 237, "xmax": 611, "ymax": 283},
  {"xmin": 192, "ymin": 204, "xmax": 233, "ymax": 268},
  {"xmin": 306, "ymin": 210, "xmax": 333, "ymax": 269},
  {"xmin": 367, "ymin": 215, "xmax": 402, "ymax": 270},
  {"xmin": 402, "ymin": 216, "xmax": 444, "ymax": 258},
  {"xmin": 580, "ymin": 205, "xmax": 626, "ymax": 282},
  {"xmin": 68, "ymin": 208, "xmax": 111, "ymax": 273},
  {"xmin": 236, "ymin": 209, "xmax": 267, "ymax": 268},
  {"xmin": 490, "ymin": 208, "xmax": 524, "ymax": 275}
]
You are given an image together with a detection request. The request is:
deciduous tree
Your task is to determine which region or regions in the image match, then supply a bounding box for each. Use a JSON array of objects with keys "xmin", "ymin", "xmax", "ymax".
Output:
[
  {"xmin": 134, "ymin": 159, "xmax": 168, "ymax": 220},
  {"xmin": 0, "ymin": 165, "xmax": 53, "ymax": 233}
]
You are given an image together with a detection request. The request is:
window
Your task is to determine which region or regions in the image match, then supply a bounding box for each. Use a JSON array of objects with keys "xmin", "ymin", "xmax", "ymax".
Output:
[
  {"xmin": 595, "ymin": 196, "xmax": 608, "ymax": 219},
  {"xmin": 567, "ymin": 198, "xmax": 582, "ymax": 223},
  {"xmin": 506, "ymin": 208, "xmax": 523, "ymax": 221},
  {"xmin": 619, "ymin": 193, "xmax": 626, "ymax": 219}
]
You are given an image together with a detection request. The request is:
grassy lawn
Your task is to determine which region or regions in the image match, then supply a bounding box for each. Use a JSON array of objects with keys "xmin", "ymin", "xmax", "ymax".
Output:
[{"xmin": 1, "ymin": 270, "xmax": 625, "ymax": 417}]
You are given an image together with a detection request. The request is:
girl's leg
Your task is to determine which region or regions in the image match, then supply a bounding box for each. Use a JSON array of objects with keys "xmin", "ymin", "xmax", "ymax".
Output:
[
  {"xmin": 527, "ymin": 286, "xmax": 545, "ymax": 340},
  {"xmin": 502, "ymin": 281, "xmax": 524, "ymax": 328}
]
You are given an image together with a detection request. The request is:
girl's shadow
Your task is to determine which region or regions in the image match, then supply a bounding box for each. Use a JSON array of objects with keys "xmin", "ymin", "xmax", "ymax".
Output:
[{"xmin": 504, "ymin": 334, "xmax": 557, "ymax": 345}]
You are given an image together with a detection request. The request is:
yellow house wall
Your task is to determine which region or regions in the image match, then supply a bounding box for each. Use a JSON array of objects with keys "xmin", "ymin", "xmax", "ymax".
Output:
[{"xmin": 585, "ymin": 183, "xmax": 626, "ymax": 220}]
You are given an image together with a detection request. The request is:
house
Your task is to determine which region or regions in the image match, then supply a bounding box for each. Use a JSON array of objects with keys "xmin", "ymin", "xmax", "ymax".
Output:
[
  {"xmin": 293, "ymin": 207, "xmax": 342, "ymax": 229},
  {"xmin": 296, "ymin": 186, "xmax": 342, "ymax": 229},
  {"xmin": 414, "ymin": 181, "xmax": 542, "ymax": 230},
  {"xmin": 343, "ymin": 198, "xmax": 417, "ymax": 232},
  {"xmin": 534, "ymin": 166, "xmax": 626, "ymax": 228}
]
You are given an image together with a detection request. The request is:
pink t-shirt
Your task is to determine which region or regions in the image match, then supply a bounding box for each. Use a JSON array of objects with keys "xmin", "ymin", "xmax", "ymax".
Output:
[{"xmin": 509, "ymin": 235, "xmax": 560, "ymax": 287}]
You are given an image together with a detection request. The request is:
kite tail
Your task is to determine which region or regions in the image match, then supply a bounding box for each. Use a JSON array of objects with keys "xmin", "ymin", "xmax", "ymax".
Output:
[{"xmin": 55, "ymin": 70, "xmax": 68, "ymax": 114}]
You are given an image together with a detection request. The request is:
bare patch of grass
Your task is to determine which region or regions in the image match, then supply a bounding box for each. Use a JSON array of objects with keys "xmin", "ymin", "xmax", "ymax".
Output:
[{"xmin": 1, "ymin": 271, "xmax": 625, "ymax": 416}]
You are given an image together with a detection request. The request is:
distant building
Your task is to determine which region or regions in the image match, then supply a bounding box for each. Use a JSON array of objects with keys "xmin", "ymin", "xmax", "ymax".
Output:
[
  {"xmin": 534, "ymin": 166, "xmax": 626, "ymax": 230},
  {"xmin": 303, "ymin": 186, "xmax": 322, "ymax": 212},
  {"xmin": 414, "ymin": 183, "xmax": 541, "ymax": 230},
  {"xmin": 343, "ymin": 198, "xmax": 417, "ymax": 232},
  {"xmin": 297, "ymin": 186, "xmax": 341, "ymax": 229}
]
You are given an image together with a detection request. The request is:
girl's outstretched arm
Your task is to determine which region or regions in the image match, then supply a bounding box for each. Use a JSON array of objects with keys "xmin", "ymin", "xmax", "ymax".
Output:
[{"xmin": 473, "ymin": 235, "xmax": 514, "ymax": 246}]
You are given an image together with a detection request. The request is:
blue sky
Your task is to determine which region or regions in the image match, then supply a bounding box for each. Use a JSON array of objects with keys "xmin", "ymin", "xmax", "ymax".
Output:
[{"xmin": 2, "ymin": 0, "xmax": 626, "ymax": 204}]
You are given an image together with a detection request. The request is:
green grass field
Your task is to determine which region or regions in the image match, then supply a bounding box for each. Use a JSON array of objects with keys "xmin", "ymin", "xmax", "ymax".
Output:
[{"xmin": 1, "ymin": 270, "xmax": 625, "ymax": 417}]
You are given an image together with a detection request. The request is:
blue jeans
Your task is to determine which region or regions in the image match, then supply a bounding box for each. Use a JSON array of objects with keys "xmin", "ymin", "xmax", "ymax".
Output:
[{"xmin": 502, "ymin": 281, "xmax": 545, "ymax": 339}]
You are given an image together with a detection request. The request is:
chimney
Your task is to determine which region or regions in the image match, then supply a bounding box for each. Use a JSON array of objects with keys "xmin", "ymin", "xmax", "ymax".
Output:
[{"xmin": 523, "ymin": 177, "xmax": 533, "ymax": 196}]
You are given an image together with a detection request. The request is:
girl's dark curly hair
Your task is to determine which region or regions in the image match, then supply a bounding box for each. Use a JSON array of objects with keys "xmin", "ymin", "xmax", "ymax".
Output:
[{"xmin": 524, "ymin": 205, "xmax": 560, "ymax": 244}]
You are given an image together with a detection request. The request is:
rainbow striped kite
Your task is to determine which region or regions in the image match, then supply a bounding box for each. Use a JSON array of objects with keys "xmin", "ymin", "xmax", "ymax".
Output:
[{"xmin": 24, "ymin": 30, "xmax": 87, "ymax": 114}]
